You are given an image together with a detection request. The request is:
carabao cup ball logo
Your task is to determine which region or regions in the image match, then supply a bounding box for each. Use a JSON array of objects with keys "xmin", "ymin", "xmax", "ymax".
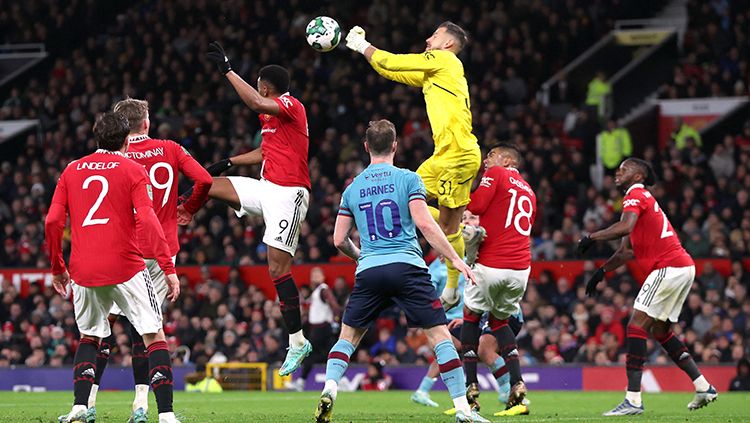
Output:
[{"xmin": 306, "ymin": 16, "xmax": 341, "ymax": 52}]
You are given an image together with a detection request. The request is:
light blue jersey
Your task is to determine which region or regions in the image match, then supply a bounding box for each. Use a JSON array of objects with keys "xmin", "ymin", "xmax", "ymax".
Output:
[
  {"xmin": 428, "ymin": 258, "xmax": 465, "ymax": 320},
  {"xmin": 339, "ymin": 163, "xmax": 427, "ymax": 273}
]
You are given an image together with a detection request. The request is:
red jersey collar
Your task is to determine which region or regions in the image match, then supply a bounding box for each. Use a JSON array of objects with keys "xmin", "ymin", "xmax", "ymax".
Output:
[
  {"xmin": 95, "ymin": 149, "xmax": 125, "ymax": 157},
  {"xmin": 626, "ymin": 183, "xmax": 644, "ymax": 194},
  {"xmin": 128, "ymin": 134, "xmax": 150, "ymax": 143}
]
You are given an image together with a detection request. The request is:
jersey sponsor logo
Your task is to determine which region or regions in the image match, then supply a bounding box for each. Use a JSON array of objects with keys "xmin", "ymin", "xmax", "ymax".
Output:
[
  {"xmin": 125, "ymin": 147, "xmax": 165, "ymax": 160},
  {"xmin": 261, "ymin": 127, "xmax": 277, "ymax": 134},
  {"xmin": 75, "ymin": 162, "xmax": 119, "ymax": 171},
  {"xmin": 479, "ymin": 176, "xmax": 494, "ymax": 188},
  {"xmin": 359, "ymin": 184, "xmax": 395, "ymax": 198},
  {"xmin": 363, "ymin": 170, "xmax": 392, "ymax": 181},
  {"xmin": 623, "ymin": 199, "xmax": 640, "ymax": 208},
  {"xmin": 508, "ymin": 176, "xmax": 533, "ymax": 195}
]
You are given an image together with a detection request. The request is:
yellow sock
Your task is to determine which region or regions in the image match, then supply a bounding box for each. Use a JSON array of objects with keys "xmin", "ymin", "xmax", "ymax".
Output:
[{"xmin": 444, "ymin": 228, "xmax": 465, "ymax": 289}]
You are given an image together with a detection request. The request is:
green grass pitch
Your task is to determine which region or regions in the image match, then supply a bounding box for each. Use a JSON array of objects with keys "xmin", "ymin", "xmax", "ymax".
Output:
[{"xmin": 0, "ymin": 390, "xmax": 745, "ymax": 422}]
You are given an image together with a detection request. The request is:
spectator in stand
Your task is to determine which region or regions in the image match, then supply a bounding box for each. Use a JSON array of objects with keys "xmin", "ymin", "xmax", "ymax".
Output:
[
  {"xmin": 729, "ymin": 357, "xmax": 750, "ymax": 391},
  {"xmin": 672, "ymin": 117, "xmax": 703, "ymax": 150},
  {"xmin": 597, "ymin": 119, "xmax": 633, "ymax": 174},
  {"xmin": 585, "ymin": 71, "xmax": 611, "ymax": 118}
]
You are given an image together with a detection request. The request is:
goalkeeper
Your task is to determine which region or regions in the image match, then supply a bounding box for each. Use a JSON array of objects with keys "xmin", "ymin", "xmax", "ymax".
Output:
[{"xmin": 346, "ymin": 22, "xmax": 481, "ymax": 309}]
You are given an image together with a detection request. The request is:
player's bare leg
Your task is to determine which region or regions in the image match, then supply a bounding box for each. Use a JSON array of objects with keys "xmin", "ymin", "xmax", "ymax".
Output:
[
  {"xmin": 206, "ymin": 177, "xmax": 242, "ymax": 210},
  {"xmin": 424, "ymin": 324, "xmax": 489, "ymax": 422},
  {"xmin": 437, "ymin": 205, "xmax": 466, "ymax": 309},
  {"xmin": 270, "ymin": 246, "xmax": 312, "ymax": 376},
  {"xmin": 651, "ymin": 319, "xmax": 716, "ymax": 410}
]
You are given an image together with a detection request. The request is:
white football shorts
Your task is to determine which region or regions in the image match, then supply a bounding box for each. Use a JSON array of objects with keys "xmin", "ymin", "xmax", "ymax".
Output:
[
  {"xmin": 227, "ymin": 176, "xmax": 309, "ymax": 256},
  {"xmin": 110, "ymin": 256, "xmax": 175, "ymax": 316},
  {"xmin": 634, "ymin": 265, "xmax": 695, "ymax": 322},
  {"xmin": 73, "ymin": 269, "xmax": 162, "ymax": 339},
  {"xmin": 464, "ymin": 264, "xmax": 530, "ymax": 320}
]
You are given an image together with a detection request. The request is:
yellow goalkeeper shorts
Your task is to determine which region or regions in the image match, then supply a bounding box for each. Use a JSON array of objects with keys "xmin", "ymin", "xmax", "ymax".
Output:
[{"xmin": 417, "ymin": 147, "xmax": 481, "ymax": 209}]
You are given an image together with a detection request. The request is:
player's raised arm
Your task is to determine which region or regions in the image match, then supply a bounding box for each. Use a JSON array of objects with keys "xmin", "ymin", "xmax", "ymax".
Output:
[
  {"xmin": 206, "ymin": 41, "xmax": 281, "ymax": 116},
  {"xmin": 410, "ymin": 198, "xmax": 475, "ymax": 284}
]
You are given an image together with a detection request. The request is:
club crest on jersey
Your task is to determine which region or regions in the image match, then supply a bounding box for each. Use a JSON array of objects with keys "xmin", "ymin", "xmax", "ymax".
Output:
[
  {"xmin": 623, "ymin": 199, "xmax": 640, "ymax": 208},
  {"xmin": 262, "ymin": 114, "xmax": 272, "ymax": 121},
  {"xmin": 479, "ymin": 176, "xmax": 494, "ymax": 188}
]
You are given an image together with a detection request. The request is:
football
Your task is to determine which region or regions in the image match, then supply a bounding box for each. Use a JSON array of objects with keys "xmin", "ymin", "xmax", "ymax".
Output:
[{"xmin": 305, "ymin": 16, "xmax": 341, "ymax": 52}]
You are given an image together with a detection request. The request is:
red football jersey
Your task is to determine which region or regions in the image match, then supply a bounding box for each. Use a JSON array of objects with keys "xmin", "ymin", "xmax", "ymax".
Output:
[
  {"xmin": 258, "ymin": 93, "xmax": 311, "ymax": 189},
  {"xmin": 622, "ymin": 184, "xmax": 694, "ymax": 274},
  {"xmin": 468, "ymin": 166, "xmax": 536, "ymax": 269},
  {"xmin": 46, "ymin": 150, "xmax": 170, "ymax": 286},
  {"xmin": 126, "ymin": 136, "xmax": 212, "ymax": 256}
]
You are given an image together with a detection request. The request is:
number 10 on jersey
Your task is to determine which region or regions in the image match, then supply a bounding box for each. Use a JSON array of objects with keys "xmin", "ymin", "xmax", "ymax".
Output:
[{"xmin": 359, "ymin": 200, "xmax": 402, "ymax": 240}]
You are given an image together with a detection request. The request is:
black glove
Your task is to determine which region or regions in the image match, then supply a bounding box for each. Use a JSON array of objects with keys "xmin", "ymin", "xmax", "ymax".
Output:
[
  {"xmin": 585, "ymin": 267, "xmax": 605, "ymax": 297},
  {"xmin": 576, "ymin": 235, "xmax": 595, "ymax": 257},
  {"xmin": 206, "ymin": 158, "xmax": 232, "ymax": 176},
  {"xmin": 207, "ymin": 41, "xmax": 232, "ymax": 74}
]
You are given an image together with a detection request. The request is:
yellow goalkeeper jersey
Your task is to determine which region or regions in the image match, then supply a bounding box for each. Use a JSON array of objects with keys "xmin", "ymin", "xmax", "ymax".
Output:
[{"xmin": 369, "ymin": 49, "xmax": 478, "ymax": 157}]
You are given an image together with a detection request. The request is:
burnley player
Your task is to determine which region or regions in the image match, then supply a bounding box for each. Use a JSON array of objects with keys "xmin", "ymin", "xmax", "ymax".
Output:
[
  {"xmin": 86, "ymin": 98, "xmax": 213, "ymax": 420},
  {"xmin": 577, "ymin": 158, "xmax": 717, "ymax": 415},
  {"xmin": 46, "ymin": 112, "xmax": 181, "ymax": 423},
  {"xmin": 205, "ymin": 42, "xmax": 312, "ymax": 375},
  {"xmin": 461, "ymin": 143, "xmax": 535, "ymax": 415},
  {"xmin": 346, "ymin": 23, "xmax": 481, "ymax": 310},
  {"xmin": 315, "ymin": 120, "xmax": 488, "ymax": 423}
]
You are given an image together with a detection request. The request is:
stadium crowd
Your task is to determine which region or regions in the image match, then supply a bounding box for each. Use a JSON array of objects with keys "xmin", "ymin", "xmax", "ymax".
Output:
[
  {"xmin": 0, "ymin": 0, "xmax": 748, "ymax": 380},
  {"xmin": 661, "ymin": 0, "xmax": 750, "ymax": 100}
]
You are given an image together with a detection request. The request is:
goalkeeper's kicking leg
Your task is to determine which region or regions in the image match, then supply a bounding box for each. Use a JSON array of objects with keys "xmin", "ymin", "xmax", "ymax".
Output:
[{"xmin": 430, "ymin": 205, "xmax": 466, "ymax": 309}]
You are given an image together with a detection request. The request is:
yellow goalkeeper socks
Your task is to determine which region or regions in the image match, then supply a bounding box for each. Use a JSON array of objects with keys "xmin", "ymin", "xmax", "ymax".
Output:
[{"xmin": 445, "ymin": 228, "xmax": 465, "ymax": 289}]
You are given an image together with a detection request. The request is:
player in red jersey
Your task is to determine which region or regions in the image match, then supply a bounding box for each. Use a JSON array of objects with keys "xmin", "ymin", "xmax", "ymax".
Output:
[
  {"xmin": 461, "ymin": 143, "xmax": 536, "ymax": 414},
  {"xmin": 84, "ymin": 98, "xmax": 212, "ymax": 420},
  {"xmin": 205, "ymin": 42, "xmax": 312, "ymax": 375},
  {"xmin": 577, "ymin": 158, "xmax": 717, "ymax": 416},
  {"xmin": 46, "ymin": 112, "xmax": 181, "ymax": 423}
]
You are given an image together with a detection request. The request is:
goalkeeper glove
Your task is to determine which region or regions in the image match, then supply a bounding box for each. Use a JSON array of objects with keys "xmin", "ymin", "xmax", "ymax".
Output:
[
  {"xmin": 346, "ymin": 26, "xmax": 371, "ymax": 54},
  {"xmin": 207, "ymin": 41, "xmax": 232, "ymax": 74},
  {"xmin": 206, "ymin": 158, "xmax": 233, "ymax": 176},
  {"xmin": 585, "ymin": 267, "xmax": 605, "ymax": 297},
  {"xmin": 576, "ymin": 235, "xmax": 595, "ymax": 257}
]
